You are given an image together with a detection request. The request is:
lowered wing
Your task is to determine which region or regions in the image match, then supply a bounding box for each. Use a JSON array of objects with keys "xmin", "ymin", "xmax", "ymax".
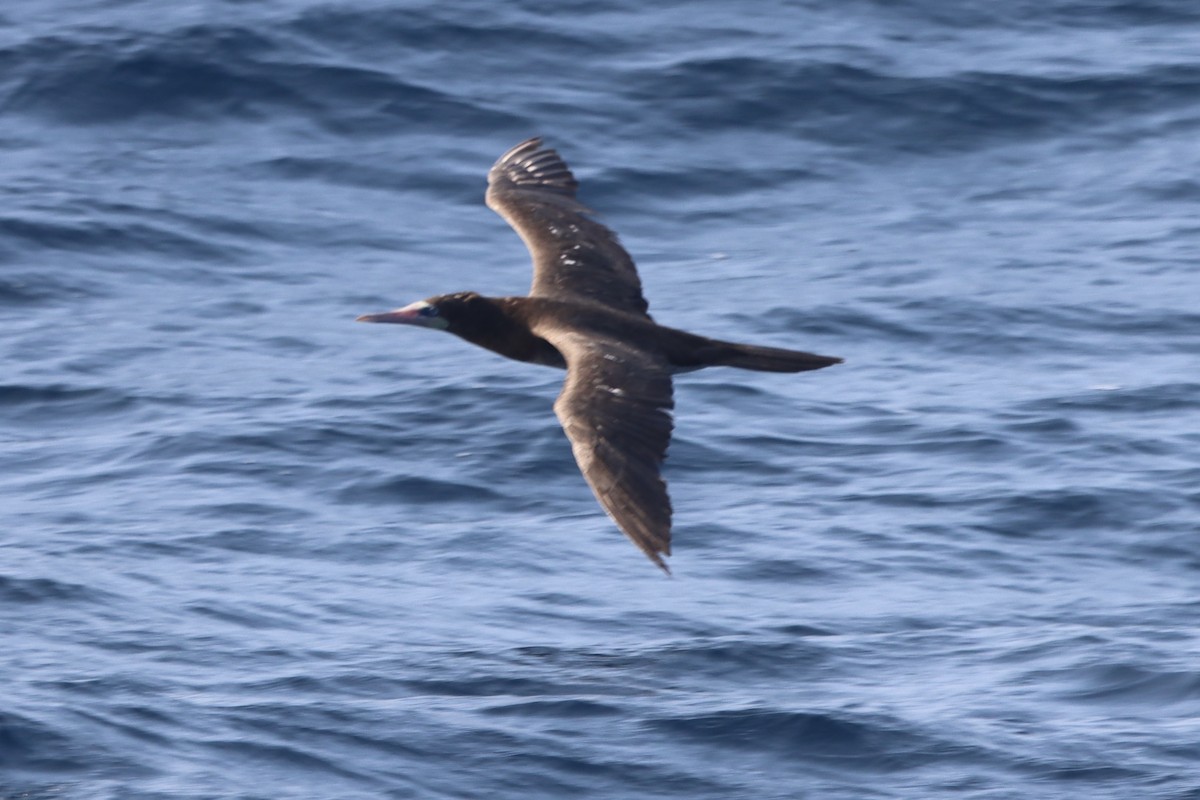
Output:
[{"xmin": 534, "ymin": 327, "xmax": 675, "ymax": 572}]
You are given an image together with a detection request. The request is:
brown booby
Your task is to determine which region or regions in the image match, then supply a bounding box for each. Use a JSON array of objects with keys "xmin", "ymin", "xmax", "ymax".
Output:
[{"xmin": 358, "ymin": 138, "xmax": 841, "ymax": 573}]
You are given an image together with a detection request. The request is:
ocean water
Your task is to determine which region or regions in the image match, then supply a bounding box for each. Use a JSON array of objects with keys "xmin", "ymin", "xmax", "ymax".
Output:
[{"xmin": 3, "ymin": 0, "xmax": 1199, "ymax": 797}]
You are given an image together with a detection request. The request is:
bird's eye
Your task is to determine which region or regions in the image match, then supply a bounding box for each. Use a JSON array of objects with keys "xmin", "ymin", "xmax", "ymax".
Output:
[{"xmin": 421, "ymin": 305, "xmax": 440, "ymax": 317}]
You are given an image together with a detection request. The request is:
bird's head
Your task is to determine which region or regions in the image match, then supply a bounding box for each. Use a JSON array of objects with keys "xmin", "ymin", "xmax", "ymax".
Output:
[{"xmin": 355, "ymin": 292, "xmax": 484, "ymax": 332}]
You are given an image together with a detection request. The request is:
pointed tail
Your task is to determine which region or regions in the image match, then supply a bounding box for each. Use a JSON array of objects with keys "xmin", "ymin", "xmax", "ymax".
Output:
[{"xmin": 707, "ymin": 342, "xmax": 843, "ymax": 373}]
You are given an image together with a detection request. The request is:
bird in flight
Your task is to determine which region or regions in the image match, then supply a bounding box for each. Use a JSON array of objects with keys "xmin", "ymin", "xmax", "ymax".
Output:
[{"xmin": 358, "ymin": 138, "xmax": 841, "ymax": 573}]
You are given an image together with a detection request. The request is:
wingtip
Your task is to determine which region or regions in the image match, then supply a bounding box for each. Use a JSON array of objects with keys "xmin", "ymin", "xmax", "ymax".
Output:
[
  {"xmin": 500, "ymin": 136, "xmax": 544, "ymax": 162},
  {"xmin": 646, "ymin": 544, "xmax": 673, "ymax": 575},
  {"xmin": 488, "ymin": 136, "xmax": 580, "ymax": 199}
]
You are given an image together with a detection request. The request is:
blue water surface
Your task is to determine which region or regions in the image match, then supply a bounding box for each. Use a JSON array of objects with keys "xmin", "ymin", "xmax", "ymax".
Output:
[{"xmin": 2, "ymin": 1, "xmax": 1199, "ymax": 798}]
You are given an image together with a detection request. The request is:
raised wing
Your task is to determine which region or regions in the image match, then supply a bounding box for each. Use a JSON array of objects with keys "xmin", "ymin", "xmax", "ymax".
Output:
[
  {"xmin": 486, "ymin": 138, "xmax": 651, "ymax": 318},
  {"xmin": 533, "ymin": 327, "xmax": 675, "ymax": 572}
]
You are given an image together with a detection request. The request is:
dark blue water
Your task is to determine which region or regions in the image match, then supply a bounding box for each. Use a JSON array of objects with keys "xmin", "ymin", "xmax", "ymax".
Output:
[{"xmin": 3, "ymin": 1, "xmax": 1199, "ymax": 797}]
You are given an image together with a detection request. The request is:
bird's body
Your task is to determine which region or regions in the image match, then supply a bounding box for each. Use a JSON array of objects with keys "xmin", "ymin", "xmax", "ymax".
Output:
[{"xmin": 358, "ymin": 138, "xmax": 841, "ymax": 573}]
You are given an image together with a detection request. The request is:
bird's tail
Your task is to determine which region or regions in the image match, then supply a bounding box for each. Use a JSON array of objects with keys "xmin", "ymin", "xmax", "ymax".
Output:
[{"xmin": 706, "ymin": 341, "xmax": 843, "ymax": 373}]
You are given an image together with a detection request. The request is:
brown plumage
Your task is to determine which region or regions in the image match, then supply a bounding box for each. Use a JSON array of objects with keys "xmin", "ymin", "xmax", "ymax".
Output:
[{"xmin": 357, "ymin": 138, "xmax": 841, "ymax": 573}]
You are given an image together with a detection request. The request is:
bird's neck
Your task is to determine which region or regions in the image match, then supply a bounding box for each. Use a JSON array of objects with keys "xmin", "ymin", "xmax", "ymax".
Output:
[{"xmin": 455, "ymin": 297, "xmax": 564, "ymax": 368}]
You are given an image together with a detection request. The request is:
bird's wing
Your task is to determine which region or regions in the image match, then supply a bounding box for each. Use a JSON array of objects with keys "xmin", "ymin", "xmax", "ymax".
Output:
[
  {"xmin": 532, "ymin": 326, "xmax": 675, "ymax": 572},
  {"xmin": 486, "ymin": 138, "xmax": 651, "ymax": 319}
]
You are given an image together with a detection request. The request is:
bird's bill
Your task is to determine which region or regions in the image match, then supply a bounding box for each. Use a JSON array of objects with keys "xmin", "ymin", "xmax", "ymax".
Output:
[{"xmin": 355, "ymin": 300, "xmax": 444, "ymax": 328}]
